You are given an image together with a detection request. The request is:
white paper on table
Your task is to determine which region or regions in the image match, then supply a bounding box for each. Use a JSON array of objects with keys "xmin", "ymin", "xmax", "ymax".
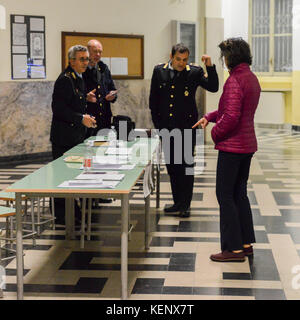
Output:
[
  {"xmin": 105, "ymin": 147, "xmax": 132, "ymax": 155},
  {"xmin": 12, "ymin": 46, "xmax": 28, "ymax": 54},
  {"xmin": 30, "ymin": 17, "xmax": 44, "ymax": 31},
  {"xmin": 12, "ymin": 23, "xmax": 27, "ymax": 45},
  {"xmin": 30, "ymin": 66, "xmax": 45, "ymax": 78},
  {"xmin": 93, "ymin": 155, "xmax": 129, "ymax": 164},
  {"xmin": 94, "ymin": 136, "xmax": 108, "ymax": 142},
  {"xmin": 12, "ymin": 55, "xmax": 27, "ymax": 79},
  {"xmin": 80, "ymin": 164, "xmax": 135, "ymax": 170},
  {"xmin": 58, "ymin": 180, "xmax": 119, "ymax": 189},
  {"xmin": 76, "ymin": 173, "xmax": 125, "ymax": 181},
  {"xmin": 110, "ymin": 57, "xmax": 128, "ymax": 75}
]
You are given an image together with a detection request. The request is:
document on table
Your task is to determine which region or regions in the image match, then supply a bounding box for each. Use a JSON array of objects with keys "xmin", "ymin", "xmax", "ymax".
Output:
[
  {"xmin": 93, "ymin": 155, "xmax": 129, "ymax": 164},
  {"xmin": 76, "ymin": 172, "xmax": 125, "ymax": 181},
  {"xmin": 94, "ymin": 136, "xmax": 108, "ymax": 142},
  {"xmin": 105, "ymin": 147, "xmax": 133, "ymax": 155},
  {"xmin": 58, "ymin": 179, "xmax": 120, "ymax": 189},
  {"xmin": 80, "ymin": 164, "xmax": 135, "ymax": 170}
]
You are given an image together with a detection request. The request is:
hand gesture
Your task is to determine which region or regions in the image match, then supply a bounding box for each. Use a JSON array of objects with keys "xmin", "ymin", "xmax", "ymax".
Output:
[
  {"xmin": 105, "ymin": 90, "xmax": 117, "ymax": 101},
  {"xmin": 87, "ymin": 89, "xmax": 96, "ymax": 103},
  {"xmin": 82, "ymin": 114, "xmax": 97, "ymax": 128},
  {"xmin": 201, "ymin": 55, "xmax": 212, "ymax": 67},
  {"xmin": 192, "ymin": 117, "xmax": 208, "ymax": 129}
]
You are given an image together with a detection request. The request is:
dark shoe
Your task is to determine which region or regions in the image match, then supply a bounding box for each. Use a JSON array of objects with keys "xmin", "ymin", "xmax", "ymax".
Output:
[
  {"xmin": 55, "ymin": 216, "xmax": 65, "ymax": 225},
  {"xmin": 179, "ymin": 208, "xmax": 190, "ymax": 218},
  {"xmin": 210, "ymin": 250, "xmax": 245, "ymax": 262},
  {"xmin": 243, "ymin": 245, "xmax": 253, "ymax": 256},
  {"xmin": 98, "ymin": 198, "xmax": 113, "ymax": 204},
  {"xmin": 164, "ymin": 204, "xmax": 180, "ymax": 213}
]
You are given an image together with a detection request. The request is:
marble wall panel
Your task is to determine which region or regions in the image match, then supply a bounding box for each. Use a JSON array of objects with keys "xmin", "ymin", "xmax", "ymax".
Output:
[{"xmin": 0, "ymin": 79, "xmax": 202, "ymax": 158}]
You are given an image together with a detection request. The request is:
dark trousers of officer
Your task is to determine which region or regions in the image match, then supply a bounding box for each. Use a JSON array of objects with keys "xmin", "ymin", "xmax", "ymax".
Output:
[
  {"xmin": 216, "ymin": 151, "xmax": 256, "ymax": 252},
  {"xmin": 162, "ymin": 129, "xmax": 196, "ymax": 211},
  {"xmin": 51, "ymin": 143, "xmax": 81, "ymax": 224}
]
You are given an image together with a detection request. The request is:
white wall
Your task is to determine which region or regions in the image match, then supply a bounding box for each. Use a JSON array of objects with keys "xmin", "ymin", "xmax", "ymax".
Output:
[
  {"xmin": 222, "ymin": 0, "xmax": 249, "ymax": 41},
  {"xmin": 0, "ymin": 0, "xmax": 200, "ymax": 81},
  {"xmin": 255, "ymin": 92, "xmax": 285, "ymax": 124}
]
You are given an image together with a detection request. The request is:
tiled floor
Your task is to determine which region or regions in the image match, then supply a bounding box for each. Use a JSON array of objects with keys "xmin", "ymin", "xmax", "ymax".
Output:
[{"xmin": 1, "ymin": 128, "xmax": 300, "ymax": 300}]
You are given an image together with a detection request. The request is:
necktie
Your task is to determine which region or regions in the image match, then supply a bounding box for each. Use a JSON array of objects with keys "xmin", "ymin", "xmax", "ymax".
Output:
[{"xmin": 170, "ymin": 69, "xmax": 178, "ymax": 79}]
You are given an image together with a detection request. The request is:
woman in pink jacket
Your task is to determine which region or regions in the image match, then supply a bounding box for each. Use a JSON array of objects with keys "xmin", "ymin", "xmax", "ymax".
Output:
[{"xmin": 193, "ymin": 38, "xmax": 261, "ymax": 262}]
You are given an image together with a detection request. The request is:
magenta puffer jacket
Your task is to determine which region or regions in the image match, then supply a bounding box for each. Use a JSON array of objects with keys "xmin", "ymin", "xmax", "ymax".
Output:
[{"xmin": 205, "ymin": 63, "xmax": 261, "ymax": 153}]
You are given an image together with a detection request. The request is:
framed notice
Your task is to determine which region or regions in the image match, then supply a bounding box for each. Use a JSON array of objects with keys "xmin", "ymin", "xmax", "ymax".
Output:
[
  {"xmin": 62, "ymin": 32, "xmax": 144, "ymax": 79},
  {"xmin": 10, "ymin": 14, "xmax": 46, "ymax": 79}
]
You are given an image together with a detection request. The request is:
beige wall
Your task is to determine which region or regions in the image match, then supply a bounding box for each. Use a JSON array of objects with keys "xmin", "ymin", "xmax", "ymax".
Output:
[{"xmin": 0, "ymin": 0, "xmax": 200, "ymax": 81}]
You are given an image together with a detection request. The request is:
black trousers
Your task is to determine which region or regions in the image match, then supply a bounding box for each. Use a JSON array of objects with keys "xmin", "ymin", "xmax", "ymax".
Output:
[
  {"xmin": 162, "ymin": 129, "xmax": 196, "ymax": 211},
  {"xmin": 216, "ymin": 151, "xmax": 256, "ymax": 251}
]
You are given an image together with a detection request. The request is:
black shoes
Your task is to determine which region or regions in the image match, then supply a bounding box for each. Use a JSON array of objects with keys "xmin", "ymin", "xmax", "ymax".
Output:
[
  {"xmin": 164, "ymin": 204, "xmax": 180, "ymax": 213},
  {"xmin": 98, "ymin": 198, "xmax": 113, "ymax": 204},
  {"xmin": 164, "ymin": 204, "xmax": 191, "ymax": 218},
  {"xmin": 179, "ymin": 208, "xmax": 190, "ymax": 218}
]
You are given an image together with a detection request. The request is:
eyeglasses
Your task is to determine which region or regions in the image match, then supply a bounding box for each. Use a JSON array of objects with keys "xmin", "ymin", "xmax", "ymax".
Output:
[{"xmin": 73, "ymin": 57, "xmax": 89, "ymax": 62}]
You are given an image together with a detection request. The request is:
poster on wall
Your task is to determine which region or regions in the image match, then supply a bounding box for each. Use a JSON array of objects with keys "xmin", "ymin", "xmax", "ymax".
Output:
[{"xmin": 10, "ymin": 14, "xmax": 46, "ymax": 79}]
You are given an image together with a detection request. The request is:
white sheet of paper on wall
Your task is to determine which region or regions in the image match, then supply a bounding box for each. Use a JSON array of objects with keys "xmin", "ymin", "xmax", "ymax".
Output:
[
  {"xmin": 30, "ymin": 18, "xmax": 44, "ymax": 31},
  {"xmin": 12, "ymin": 23, "xmax": 27, "ymax": 45},
  {"xmin": 12, "ymin": 55, "xmax": 27, "ymax": 79},
  {"xmin": 30, "ymin": 66, "xmax": 45, "ymax": 78},
  {"xmin": 110, "ymin": 57, "xmax": 128, "ymax": 75},
  {"xmin": 12, "ymin": 46, "xmax": 28, "ymax": 54},
  {"xmin": 14, "ymin": 16, "xmax": 24, "ymax": 23}
]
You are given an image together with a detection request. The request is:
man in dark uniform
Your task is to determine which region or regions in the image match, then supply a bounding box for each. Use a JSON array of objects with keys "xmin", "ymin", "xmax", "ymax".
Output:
[
  {"xmin": 83, "ymin": 39, "xmax": 117, "ymax": 205},
  {"xmin": 50, "ymin": 45, "xmax": 96, "ymax": 224},
  {"xmin": 83, "ymin": 39, "xmax": 117, "ymax": 137},
  {"xmin": 149, "ymin": 43, "xmax": 219, "ymax": 217}
]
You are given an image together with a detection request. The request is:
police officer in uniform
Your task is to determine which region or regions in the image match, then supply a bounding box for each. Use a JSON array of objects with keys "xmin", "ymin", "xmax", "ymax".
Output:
[
  {"xmin": 50, "ymin": 45, "xmax": 96, "ymax": 224},
  {"xmin": 149, "ymin": 43, "xmax": 219, "ymax": 217},
  {"xmin": 83, "ymin": 39, "xmax": 117, "ymax": 137}
]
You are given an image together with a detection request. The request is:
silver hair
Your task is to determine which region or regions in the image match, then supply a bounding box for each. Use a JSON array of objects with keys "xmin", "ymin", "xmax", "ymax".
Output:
[{"xmin": 68, "ymin": 45, "xmax": 88, "ymax": 60}]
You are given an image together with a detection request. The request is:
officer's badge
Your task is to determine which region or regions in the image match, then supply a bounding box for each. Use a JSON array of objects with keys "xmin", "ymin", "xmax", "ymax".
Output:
[{"xmin": 184, "ymin": 90, "xmax": 189, "ymax": 96}]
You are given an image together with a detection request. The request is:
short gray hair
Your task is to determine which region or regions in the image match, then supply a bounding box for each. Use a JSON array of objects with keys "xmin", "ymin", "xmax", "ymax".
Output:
[{"xmin": 68, "ymin": 45, "xmax": 88, "ymax": 60}]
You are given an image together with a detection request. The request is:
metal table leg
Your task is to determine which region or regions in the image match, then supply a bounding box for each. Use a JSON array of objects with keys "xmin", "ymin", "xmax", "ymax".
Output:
[
  {"xmin": 121, "ymin": 194, "xmax": 129, "ymax": 300},
  {"xmin": 16, "ymin": 192, "xmax": 23, "ymax": 300},
  {"xmin": 156, "ymin": 164, "xmax": 160, "ymax": 209},
  {"xmin": 145, "ymin": 194, "xmax": 150, "ymax": 250}
]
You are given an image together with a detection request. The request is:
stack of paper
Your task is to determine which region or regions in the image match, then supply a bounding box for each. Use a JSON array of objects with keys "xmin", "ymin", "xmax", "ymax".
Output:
[
  {"xmin": 93, "ymin": 155, "xmax": 129, "ymax": 164},
  {"xmin": 105, "ymin": 147, "xmax": 133, "ymax": 155},
  {"xmin": 76, "ymin": 172, "xmax": 125, "ymax": 181},
  {"xmin": 58, "ymin": 179, "xmax": 119, "ymax": 189}
]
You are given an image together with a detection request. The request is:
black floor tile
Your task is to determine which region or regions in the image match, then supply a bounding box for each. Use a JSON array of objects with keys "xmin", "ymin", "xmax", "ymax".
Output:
[{"xmin": 162, "ymin": 286, "xmax": 193, "ymax": 295}]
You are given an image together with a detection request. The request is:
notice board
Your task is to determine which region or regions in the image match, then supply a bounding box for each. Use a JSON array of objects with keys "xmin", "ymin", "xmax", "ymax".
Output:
[{"xmin": 61, "ymin": 31, "xmax": 144, "ymax": 79}]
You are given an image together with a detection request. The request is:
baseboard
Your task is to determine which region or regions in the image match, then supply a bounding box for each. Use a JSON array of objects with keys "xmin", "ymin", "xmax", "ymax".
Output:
[
  {"xmin": 0, "ymin": 152, "xmax": 52, "ymax": 166},
  {"xmin": 255, "ymin": 123, "xmax": 292, "ymax": 130}
]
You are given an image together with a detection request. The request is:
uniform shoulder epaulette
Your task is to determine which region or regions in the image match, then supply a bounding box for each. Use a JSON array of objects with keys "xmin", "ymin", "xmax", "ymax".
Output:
[
  {"xmin": 64, "ymin": 71, "xmax": 76, "ymax": 79},
  {"xmin": 64, "ymin": 71, "xmax": 71, "ymax": 78},
  {"xmin": 189, "ymin": 63, "xmax": 201, "ymax": 68},
  {"xmin": 156, "ymin": 62, "xmax": 168, "ymax": 69}
]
